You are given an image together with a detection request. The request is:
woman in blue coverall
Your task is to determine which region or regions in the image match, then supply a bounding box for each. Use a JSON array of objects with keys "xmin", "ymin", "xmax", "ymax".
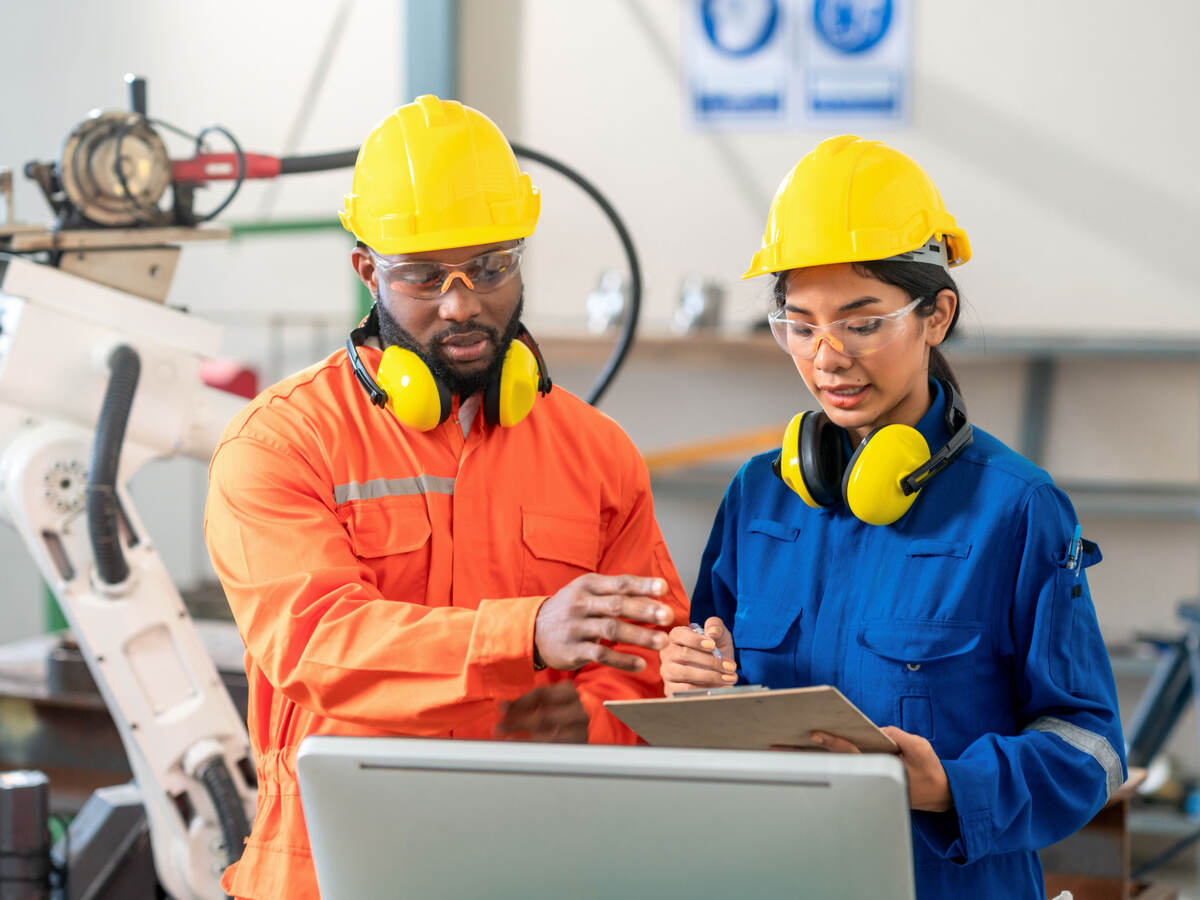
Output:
[{"xmin": 659, "ymin": 136, "xmax": 1126, "ymax": 899}]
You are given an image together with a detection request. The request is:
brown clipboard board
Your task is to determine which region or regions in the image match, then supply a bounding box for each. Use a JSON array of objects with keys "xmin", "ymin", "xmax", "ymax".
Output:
[{"xmin": 604, "ymin": 685, "xmax": 899, "ymax": 754}]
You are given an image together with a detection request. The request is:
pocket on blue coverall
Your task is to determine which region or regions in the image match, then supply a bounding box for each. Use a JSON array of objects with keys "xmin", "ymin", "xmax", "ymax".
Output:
[
  {"xmin": 734, "ymin": 517, "xmax": 802, "ymax": 606},
  {"xmin": 1050, "ymin": 540, "xmax": 1102, "ymax": 694},
  {"xmin": 856, "ymin": 619, "xmax": 981, "ymax": 740},
  {"xmin": 732, "ymin": 606, "xmax": 801, "ymax": 687}
]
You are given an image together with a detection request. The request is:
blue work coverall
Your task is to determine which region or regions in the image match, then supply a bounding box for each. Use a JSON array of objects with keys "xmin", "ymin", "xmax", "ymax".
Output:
[{"xmin": 691, "ymin": 380, "xmax": 1126, "ymax": 899}]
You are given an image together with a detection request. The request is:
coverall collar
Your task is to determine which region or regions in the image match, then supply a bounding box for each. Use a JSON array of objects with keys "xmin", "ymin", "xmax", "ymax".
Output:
[{"xmin": 914, "ymin": 377, "xmax": 952, "ymax": 453}]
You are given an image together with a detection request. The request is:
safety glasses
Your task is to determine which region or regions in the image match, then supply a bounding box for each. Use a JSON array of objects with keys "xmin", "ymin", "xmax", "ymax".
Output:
[
  {"xmin": 768, "ymin": 297, "xmax": 922, "ymax": 359},
  {"xmin": 371, "ymin": 241, "xmax": 524, "ymax": 299}
]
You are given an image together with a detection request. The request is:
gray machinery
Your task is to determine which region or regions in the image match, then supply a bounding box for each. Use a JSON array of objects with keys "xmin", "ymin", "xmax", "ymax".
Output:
[
  {"xmin": 0, "ymin": 252, "xmax": 255, "ymax": 900},
  {"xmin": 0, "ymin": 78, "xmax": 257, "ymax": 899}
]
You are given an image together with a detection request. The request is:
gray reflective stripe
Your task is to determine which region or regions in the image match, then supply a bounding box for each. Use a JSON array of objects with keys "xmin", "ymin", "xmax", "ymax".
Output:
[
  {"xmin": 333, "ymin": 475, "xmax": 456, "ymax": 504},
  {"xmin": 1024, "ymin": 716, "xmax": 1123, "ymax": 799}
]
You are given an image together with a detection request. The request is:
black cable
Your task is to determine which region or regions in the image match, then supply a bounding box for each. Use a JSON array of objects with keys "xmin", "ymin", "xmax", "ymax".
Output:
[
  {"xmin": 87, "ymin": 344, "xmax": 140, "ymax": 585},
  {"xmin": 509, "ymin": 142, "xmax": 642, "ymax": 407},
  {"xmin": 279, "ymin": 150, "xmax": 358, "ymax": 174},
  {"xmin": 147, "ymin": 117, "xmax": 247, "ymax": 224},
  {"xmin": 191, "ymin": 125, "xmax": 246, "ymax": 224},
  {"xmin": 150, "ymin": 117, "xmax": 202, "ymax": 142}
]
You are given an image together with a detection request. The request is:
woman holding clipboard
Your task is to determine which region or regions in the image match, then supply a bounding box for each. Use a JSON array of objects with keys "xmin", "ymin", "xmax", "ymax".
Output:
[{"xmin": 659, "ymin": 135, "xmax": 1125, "ymax": 899}]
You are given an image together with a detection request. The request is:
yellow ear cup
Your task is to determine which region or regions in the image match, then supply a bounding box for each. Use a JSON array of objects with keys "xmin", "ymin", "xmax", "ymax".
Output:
[
  {"xmin": 375, "ymin": 345, "xmax": 450, "ymax": 431},
  {"xmin": 493, "ymin": 339, "xmax": 541, "ymax": 427},
  {"xmin": 843, "ymin": 424, "xmax": 931, "ymax": 526},
  {"xmin": 778, "ymin": 413, "xmax": 821, "ymax": 507}
]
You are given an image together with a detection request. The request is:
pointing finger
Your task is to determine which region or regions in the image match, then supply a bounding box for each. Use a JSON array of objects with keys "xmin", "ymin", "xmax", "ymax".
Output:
[
  {"xmin": 588, "ymin": 574, "xmax": 667, "ymax": 598},
  {"xmin": 587, "ymin": 594, "xmax": 674, "ymax": 626}
]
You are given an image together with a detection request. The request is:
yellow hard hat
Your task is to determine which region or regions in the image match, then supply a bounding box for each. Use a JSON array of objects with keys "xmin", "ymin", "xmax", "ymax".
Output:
[
  {"xmin": 743, "ymin": 135, "xmax": 970, "ymax": 279},
  {"xmin": 340, "ymin": 95, "xmax": 540, "ymax": 254}
]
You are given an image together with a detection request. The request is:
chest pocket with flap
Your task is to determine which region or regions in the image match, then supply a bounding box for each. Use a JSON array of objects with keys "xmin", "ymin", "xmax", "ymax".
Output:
[
  {"xmin": 736, "ymin": 517, "xmax": 802, "ymax": 609},
  {"xmin": 343, "ymin": 501, "xmax": 432, "ymax": 603},
  {"xmin": 520, "ymin": 509, "xmax": 601, "ymax": 595},
  {"xmin": 856, "ymin": 618, "xmax": 982, "ymax": 739}
]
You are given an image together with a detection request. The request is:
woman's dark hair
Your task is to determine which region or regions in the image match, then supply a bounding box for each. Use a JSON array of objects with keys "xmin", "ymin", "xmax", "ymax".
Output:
[{"xmin": 772, "ymin": 260, "xmax": 963, "ymax": 395}]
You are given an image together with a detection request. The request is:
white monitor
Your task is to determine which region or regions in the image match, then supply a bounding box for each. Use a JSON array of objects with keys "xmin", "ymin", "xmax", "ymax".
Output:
[{"xmin": 296, "ymin": 736, "xmax": 916, "ymax": 900}]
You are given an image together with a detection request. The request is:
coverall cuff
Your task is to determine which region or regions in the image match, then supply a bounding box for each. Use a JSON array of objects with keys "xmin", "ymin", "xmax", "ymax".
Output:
[
  {"xmin": 912, "ymin": 757, "xmax": 993, "ymax": 864},
  {"xmin": 474, "ymin": 594, "xmax": 546, "ymax": 699}
]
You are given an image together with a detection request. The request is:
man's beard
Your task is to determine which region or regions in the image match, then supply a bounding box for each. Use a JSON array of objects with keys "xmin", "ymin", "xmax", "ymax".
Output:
[{"xmin": 375, "ymin": 293, "xmax": 524, "ymax": 399}]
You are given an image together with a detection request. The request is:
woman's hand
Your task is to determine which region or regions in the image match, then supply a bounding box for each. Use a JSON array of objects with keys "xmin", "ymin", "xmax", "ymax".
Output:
[
  {"xmin": 659, "ymin": 616, "xmax": 738, "ymax": 696},
  {"xmin": 808, "ymin": 726, "xmax": 953, "ymax": 813}
]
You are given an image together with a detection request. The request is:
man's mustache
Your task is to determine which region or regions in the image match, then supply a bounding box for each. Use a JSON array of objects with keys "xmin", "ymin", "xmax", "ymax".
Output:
[{"xmin": 431, "ymin": 322, "xmax": 501, "ymax": 345}]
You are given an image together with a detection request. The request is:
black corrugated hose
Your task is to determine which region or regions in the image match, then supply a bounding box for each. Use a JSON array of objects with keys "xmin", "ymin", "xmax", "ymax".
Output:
[
  {"xmin": 196, "ymin": 757, "xmax": 250, "ymax": 874},
  {"xmin": 87, "ymin": 344, "xmax": 140, "ymax": 586}
]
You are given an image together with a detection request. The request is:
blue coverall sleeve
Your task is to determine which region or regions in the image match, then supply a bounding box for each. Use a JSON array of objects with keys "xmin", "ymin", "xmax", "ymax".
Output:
[
  {"xmin": 690, "ymin": 473, "xmax": 741, "ymax": 629},
  {"xmin": 914, "ymin": 483, "xmax": 1127, "ymax": 863}
]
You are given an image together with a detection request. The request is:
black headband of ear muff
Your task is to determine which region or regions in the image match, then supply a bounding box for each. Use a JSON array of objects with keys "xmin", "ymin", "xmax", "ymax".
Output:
[
  {"xmin": 798, "ymin": 409, "xmax": 848, "ymax": 507},
  {"xmin": 345, "ymin": 305, "xmax": 553, "ymax": 406},
  {"xmin": 899, "ymin": 380, "xmax": 973, "ymax": 496},
  {"xmin": 347, "ymin": 305, "xmax": 387, "ymax": 407},
  {"xmin": 516, "ymin": 324, "xmax": 554, "ymax": 396}
]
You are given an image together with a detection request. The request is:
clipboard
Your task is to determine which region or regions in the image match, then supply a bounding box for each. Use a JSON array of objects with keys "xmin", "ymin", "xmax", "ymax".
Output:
[{"xmin": 604, "ymin": 685, "xmax": 899, "ymax": 754}]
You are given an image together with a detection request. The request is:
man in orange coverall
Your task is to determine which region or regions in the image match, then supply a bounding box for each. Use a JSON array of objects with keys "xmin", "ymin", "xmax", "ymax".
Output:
[{"xmin": 204, "ymin": 94, "xmax": 690, "ymax": 899}]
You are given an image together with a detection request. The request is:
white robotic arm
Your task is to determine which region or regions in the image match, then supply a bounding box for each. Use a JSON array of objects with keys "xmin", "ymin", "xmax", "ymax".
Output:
[{"xmin": 0, "ymin": 255, "xmax": 255, "ymax": 900}]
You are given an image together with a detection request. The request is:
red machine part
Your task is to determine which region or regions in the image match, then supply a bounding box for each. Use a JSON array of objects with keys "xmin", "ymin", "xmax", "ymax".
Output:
[
  {"xmin": 200, "ymin": 360, "xmax": 259, "ymax": 400},
  {"xmin": 171, "ymin": 153, "xmax": 281, "ymax": 183}
]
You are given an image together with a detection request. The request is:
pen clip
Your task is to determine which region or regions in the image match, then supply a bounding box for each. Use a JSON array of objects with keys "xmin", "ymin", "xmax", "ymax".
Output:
[{"xmin": 1065, "ymin": 524, "xmax": 1083, "ymax": 572}]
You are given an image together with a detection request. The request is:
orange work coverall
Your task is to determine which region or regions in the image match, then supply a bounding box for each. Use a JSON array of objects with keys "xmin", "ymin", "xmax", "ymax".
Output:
[{"xmin": 204, "ymin": 342, "xmax": 689, "ymax": 900}]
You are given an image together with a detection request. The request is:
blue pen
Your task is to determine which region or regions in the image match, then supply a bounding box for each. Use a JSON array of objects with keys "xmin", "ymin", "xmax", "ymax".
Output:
[
  {"xmin": 690, "ymin": 622, "xmax": 723, "ymax": 660},
  {"xmin": 1065, "ymin": 524, "xmax": 1082, "ymax": 571}
]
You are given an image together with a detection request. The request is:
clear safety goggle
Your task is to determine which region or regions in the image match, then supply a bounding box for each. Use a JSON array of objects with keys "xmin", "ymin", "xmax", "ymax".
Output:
[
  {"xmin": 371, "ymin": 241, "xmax": 524, "ymax": 299},
  {"xmin": 768, "ymin": 297, "xmax": 923, "ymax": 359}
]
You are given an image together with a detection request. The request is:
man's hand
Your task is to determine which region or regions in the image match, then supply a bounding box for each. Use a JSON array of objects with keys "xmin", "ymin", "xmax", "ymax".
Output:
[
  {"xmin": 807, "ymin": 726, "xmax": 953, "ymax": 813},
  {"xmin": 660, "ymin": 617, "xmax": 738, "ymax": 696},
  {"xmin": 495, "ymin": 682, "xmax": 590, "ymax": 743},
  {"xmin": 534, "ymin": 574, "xmax": 675, "ymax": 672}
]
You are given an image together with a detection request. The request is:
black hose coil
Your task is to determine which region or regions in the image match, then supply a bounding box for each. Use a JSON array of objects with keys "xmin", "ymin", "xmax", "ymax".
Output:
[
  {"xmin": 87, "ymin": 344, "xmax": 140, "ymax": 585},
  {"xmin": 197, "ymin": 758, "xmax": 251, "ymax": 870}
]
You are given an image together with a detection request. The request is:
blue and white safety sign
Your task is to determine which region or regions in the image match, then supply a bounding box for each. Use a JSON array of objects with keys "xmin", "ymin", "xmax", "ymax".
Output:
[
  {"xmin": 686, "ymin": 0, "xmax": 911, "ymax": 129},
  {"xmin": 687, "ymin": 0, "xmax": 789, "ymax": 125}
]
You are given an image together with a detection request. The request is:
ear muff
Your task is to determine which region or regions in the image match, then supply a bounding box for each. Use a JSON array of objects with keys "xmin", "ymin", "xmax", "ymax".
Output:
[
  {"xmin": 375, "ymin": 345, "xmax": 452, "ymax": 431},
  {"xmin": 348, "ymin": 310, "xmax": 553, "ymax": 431},
  {"xmin": 842, "ymin": 424, "xmax": 932, "ymax": 526},
  {"xmin": 483, "ymin": 339, "xmax": 541, "ymax": 427},
  {"xmin": 776, "ymin": 413, "xmax": 815, "ymax": 506},
  {"xmin": 774, "ymin": 410, "xmax": 849, "ymax": 508},
  {"xmin": 772, "ymin": 380, "xmax": 973, "ymax": 525}
]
